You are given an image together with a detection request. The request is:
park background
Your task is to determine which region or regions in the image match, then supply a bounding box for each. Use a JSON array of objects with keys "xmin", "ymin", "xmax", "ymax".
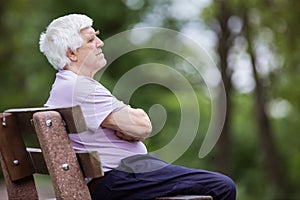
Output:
[{"xmin": 0, "ymin": 0, "xmax": 300, "ymax": 199}]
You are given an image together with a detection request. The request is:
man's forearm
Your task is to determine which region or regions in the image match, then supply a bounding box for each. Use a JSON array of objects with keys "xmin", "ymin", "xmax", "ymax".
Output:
[{"xmin": 101, "ymin": 106, "xmax": 152, "ymax": 138}]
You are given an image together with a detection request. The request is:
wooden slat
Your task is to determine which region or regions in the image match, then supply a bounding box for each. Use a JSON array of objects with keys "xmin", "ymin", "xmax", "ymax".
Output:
[
  {"xmin": 26, "ymin": 148, "xmax": 48, "ymax": 175},
  {"xmin": 4, "ymin": 105, "xmax": 87, "ymax": 134},
  {"xmin": 0, "ymin": 113, "xmax": 35, "ymax": 181},
  {"xmin": 27, "ymin": 148, "xmax": 104, "ymax": 179},
  {"xmin": 76, "ymin": 151, "xmax": 104, "ymax": 178}
]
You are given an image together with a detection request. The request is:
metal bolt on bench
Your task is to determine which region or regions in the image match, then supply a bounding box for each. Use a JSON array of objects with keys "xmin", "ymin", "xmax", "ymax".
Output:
[
  {"xmin": 45, "ymin": 119, "xmax": 52, "ymax": 127},
  {"xmin": 62, "ymin": 163, "xmax": 70, "ymax": 171},
  {"xmin": 13, "ymin": 160, "xmax": 19, "ymax": 166}
]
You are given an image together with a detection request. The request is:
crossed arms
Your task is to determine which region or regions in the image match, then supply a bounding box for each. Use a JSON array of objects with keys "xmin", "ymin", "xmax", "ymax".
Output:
[{"xmin": 101, "ymin": 105, "xmax": 152, "ymax": 142}]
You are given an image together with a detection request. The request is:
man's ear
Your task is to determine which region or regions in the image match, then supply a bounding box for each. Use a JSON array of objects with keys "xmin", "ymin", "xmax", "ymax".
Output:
[{"xmin": 66, "ymin": 48, "xmax": 77, "ymax": 62}]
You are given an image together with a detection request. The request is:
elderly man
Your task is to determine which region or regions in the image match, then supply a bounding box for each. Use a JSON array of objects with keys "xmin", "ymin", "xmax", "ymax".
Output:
[{"xmin": 39, "ymin": 13, "xmax": 236, "ymax": 200}]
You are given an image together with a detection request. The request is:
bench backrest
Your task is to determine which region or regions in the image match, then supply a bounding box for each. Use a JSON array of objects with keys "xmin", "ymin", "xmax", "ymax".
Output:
[
  {"xmin": 0, "ymin": 106, "xmax": 104, "ymax": 200},
  {"xmin": 0, "ymin": 106, "xmax": 213, "ymax": 200}
]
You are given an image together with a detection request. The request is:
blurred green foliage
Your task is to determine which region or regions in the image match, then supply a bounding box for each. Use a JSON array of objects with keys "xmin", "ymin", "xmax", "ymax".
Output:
[{"xmin": 1, "ymin": 0, "xmax": 300, "ymax": 199}]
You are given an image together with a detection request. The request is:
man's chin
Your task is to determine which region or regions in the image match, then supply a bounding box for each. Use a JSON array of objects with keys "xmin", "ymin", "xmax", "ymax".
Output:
[{"xmin": 98, "ymin": 60, "xmax": 107, "ymax": 70}]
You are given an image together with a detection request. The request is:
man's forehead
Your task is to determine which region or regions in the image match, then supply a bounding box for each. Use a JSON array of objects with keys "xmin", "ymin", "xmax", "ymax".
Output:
[{"xmin": 80, "ymin": 27, "xmax": 97, "ymax": 35}]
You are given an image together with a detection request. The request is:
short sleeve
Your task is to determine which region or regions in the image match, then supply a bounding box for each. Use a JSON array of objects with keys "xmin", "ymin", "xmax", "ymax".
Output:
[{"xmin": 73, "ymin": 77, "xmax": 126, "ymax": 132}]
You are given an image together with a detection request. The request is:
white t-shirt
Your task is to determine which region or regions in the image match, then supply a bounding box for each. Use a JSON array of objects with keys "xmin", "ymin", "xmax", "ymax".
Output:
[{"xmin": 45, "ymin": 70, "xmax": 148, "ymax": 172}]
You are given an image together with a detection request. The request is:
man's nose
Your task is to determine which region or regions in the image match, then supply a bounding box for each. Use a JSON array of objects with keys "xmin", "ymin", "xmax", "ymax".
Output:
[{"xmin": 96, "ymin": 37, "xmax": 104, "ymax": 48}]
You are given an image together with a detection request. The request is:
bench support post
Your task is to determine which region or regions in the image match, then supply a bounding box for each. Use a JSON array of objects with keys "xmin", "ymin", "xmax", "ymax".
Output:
[
  {"xmin": 33, "ymin": 111, "xmax": 91, "ymax": 200},
  {"xmin": 0, "ymin": 113, "xmax": 38, "ymax": 199},
  {"xmin": 0, "ymin": 152, "xmax": 38, "ymax": 200}
]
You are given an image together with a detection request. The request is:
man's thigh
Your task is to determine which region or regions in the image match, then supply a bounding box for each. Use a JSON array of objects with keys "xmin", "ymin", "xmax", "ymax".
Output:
[{"xmin": 91, "ymin": 164, "xmax": 229, "ymax": 200}]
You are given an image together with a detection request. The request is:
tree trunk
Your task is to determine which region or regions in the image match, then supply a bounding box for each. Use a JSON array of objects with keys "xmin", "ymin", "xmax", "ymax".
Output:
[
  {"xmin": 215, "ymin": 0, "xmax": 234, "ymax": 175},
  {"xmin": 243, "ymin": 13, "xmax": 291, "ymax": 197}
]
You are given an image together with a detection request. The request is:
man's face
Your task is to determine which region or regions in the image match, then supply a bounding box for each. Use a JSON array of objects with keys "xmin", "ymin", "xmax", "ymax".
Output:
[{"xmin": 76, "ymin": 27, "xmax": 107, "ymax": 74}]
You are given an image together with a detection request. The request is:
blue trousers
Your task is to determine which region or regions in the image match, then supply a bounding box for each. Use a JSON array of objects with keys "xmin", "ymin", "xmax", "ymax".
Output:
[{"xmin": 91, "ymin": 154, "xmax": 236, "ymax": 200}]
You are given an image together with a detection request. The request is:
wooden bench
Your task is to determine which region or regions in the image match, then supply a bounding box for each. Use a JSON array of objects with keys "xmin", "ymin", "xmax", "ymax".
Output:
[{"xmin": 0, "ymin": 106, "xmax": 212, "ymax": 200}]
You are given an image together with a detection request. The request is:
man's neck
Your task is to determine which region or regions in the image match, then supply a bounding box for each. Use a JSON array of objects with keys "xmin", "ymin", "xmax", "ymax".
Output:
[{"xmin": 64, "ymin": 64, "xmax": 95, "ymax": 78}]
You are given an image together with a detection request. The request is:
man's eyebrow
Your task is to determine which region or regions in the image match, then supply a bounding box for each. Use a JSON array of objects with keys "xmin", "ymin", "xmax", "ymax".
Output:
[{"xmin": 86, "ymin": 30, "xmax": 100, "ymax": 41}]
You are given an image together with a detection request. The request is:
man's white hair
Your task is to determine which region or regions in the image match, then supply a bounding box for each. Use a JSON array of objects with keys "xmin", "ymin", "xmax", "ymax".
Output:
[{"xmin": 39, "ymin": 14, "xmax": 93, "ymax": 70}]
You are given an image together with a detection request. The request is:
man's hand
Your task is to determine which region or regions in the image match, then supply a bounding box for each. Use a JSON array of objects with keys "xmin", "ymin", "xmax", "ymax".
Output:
[{"xmin": 115, "ymin": 131, "xmax": 145, "ymax": 142}]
